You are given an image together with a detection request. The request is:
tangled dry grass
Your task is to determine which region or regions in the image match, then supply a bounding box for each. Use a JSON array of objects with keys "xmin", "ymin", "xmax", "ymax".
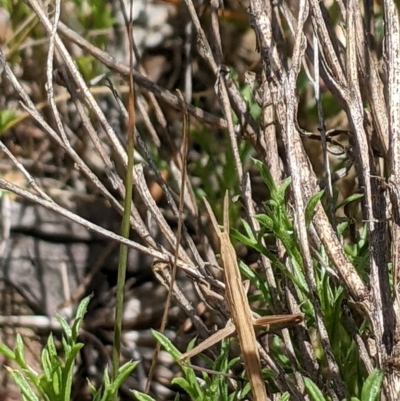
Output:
[{"xmin": 0, "ymin": 0, "xmax": 399, "ymax": 400}]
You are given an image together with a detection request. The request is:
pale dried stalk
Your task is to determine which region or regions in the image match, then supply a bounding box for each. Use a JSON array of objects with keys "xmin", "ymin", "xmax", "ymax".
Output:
[
  {"xmin": 27, "ymin": 0, "xmax": 164, "ymax": 254},
  {"xmin": 383, "ymin": 0, "xmax": 400, "ymax": 398},
  {"xmin": 353, "ymin": 3, "xmax": 388, "ymax": 157},
  {"xmin": 249, "ymin": 5, "xmax": 336, "ymax": 399},
  {"xmin": 0, "ymin": 48, "xmax": 128, "ymax": 224},
  {"xmin": 17, "ymin": 0, "xmax": 205, "ymax": 288},
  {"xmin": 107, "ymin": 83, "xmax": 205, "ymax": 272},
  {"xmin": 134, "ymin": 166, "xmax": 192, "ymax": 266},
  {"xmin": 152, "ymin": 261, "xmax": 211, "ymax": 340},
  {"xmin": 0, "ymin": 177, "xmax": 201, "ymax": 282},
  {"xmin": 55, "ymin": 14, "xmax": 276, "ymax": 180},
  {"xmin": 345, "ymin": 1, "xmax": 386, "ymax": 367},
  {"xmin": 266, "ymin": 1, "xmax": 398, "ymax": 397},
  {"xmin": 181, "ymin": 0, "xmax": 259, "ymax": 142},
  {"xmin": 27, "ymin": 0, "xmax": 127, "ymax": 169},
  {"xmin": 282, "ymin": 1, "xmax": 345, "ymax": 398},
  {"xmin": 312, "ymin": 30, "xmax": 335, "ymax": 226},
  {"xmin": 55, "ymin": 22, "xmax": 227, "ymax": 130},
  {"xmin": 273, "ymin": 1, "xmax": 370, "ymax": 301},
  {"xmin": 214, "ymin": 67, "xmax": 244, "ymax": 184}
]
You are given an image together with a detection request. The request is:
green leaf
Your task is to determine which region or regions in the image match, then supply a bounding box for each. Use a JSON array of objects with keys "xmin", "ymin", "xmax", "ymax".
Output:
[
  {"xmin": 92, "ymin": 388, "xmax": 103, "ymax": 401},
  {"xmin": 239, "ymin": 380, "xmax": 251, "ymax": 399},
  {"xmin": 103, "ymin": 368, "xmax": 111, "ymax": 387},
  {"xmin": 361, "ymin": 369, "xmax": 384, "ymax": 401},
  {"xmin": 337, "ymin": 221, "xmax": 348, "ymax": 236},
  {"xmin": 231, "ymin": 227, "xmax": 264, "ymax": 253},
  {"xmin": 8, "ymin": 369, "xmax": 38, "ymax": 401},
  {"xmin": 87, "ymin": 379, "xmax": 97, "ymax": 396},
  {"xmin": 70, "ymin": 317, "xmax": 83, "ymax": 342},
  {"xmin": 253, "ymin": 158, "xmax": 276, "ymax": 193},
  {"xmin": 255, "ymin": 214, "xmax": 274, "ymax": 230},
  {"xmin": 278, "ymin": 393, "xmax": 290, "ymax": 401},
  {"xmin": 304, "ymin": 377, "xmax": 327, "ymax": 401},
  {"xmin": 72, "ymin": 296, "xmax": 91, "ymax": 339},
  {"xmin": 36, "ymin": 373, "xmax": 53, "ymax": 400},
  {"xmin": 336, "ymin": 193, "xmax": 364, "ymax": 210},
  {"xmin": 99, "ymin": 370, "xmax": 112, "ymax": 401},
  {"xmin": 171, "ymin": 377, "xmax": 203, "ymax": 401},
  {"xmin": 131, "ymin": 390, "xmax": 157, "ymax": 401},
  {"xmin": 52, "ymin": 368, "xmax": 61, "ymax": 397},
  {"xmin": 151, "ymin": 330, "xmax": 182, "ymax": 360},
  {"xmin": 109, "ymin": 361, "xmax": 139, "ymax": 394},
  {"xmin": 75, "ymin": 295, "xmax": 91, "ymax": 319},
  {"xmin": 212, "ymin": 338, "xmax": 230, "ymax": 400},
  {"xmin": 241, "ymin": 219, "xmax": 257, "ymax": 243},
  {"xmin": 253, "ymin": 158, "xmax": 292, "ymax": 204},
  {"xmin": 56, "ymin": 314, "xmax": 72, "ymax": 341},
  {"xmin": 0, "ymin": 110, "xmax": 18, "ymax": 134},
  {"xmin": 238, "ymin": 261, "xmax": 270, "ymax": 303},
  {"xmin": 60, "ymin": 343, "xmax": 84, "ymax": 401},
  {"xmin": 40, "ymin": 348, "xmax": 52, "ymax": 380},
  {"xmin": 276, "ymin": 176, "xmax": 292, "ymax": 203},
  {"xmin": 0, "ymin": 342, "xmax": 15, "ymax": 360},
  {"xmin": 305, "ymin": 190, "xmax": 325, "ymax": 227},
  {"xmin": 61, "ymin": 337, "xmax": 72, "ymax": 354},
  {"xmin": 14, "ymin": 335, "xmax": 29, "ymax": 370},
  {"xmin": 226, "ymin": 356, "xmax": 241, "ymax": 372},
  {"xmin": 46, "ymin": 334, "xmax": 57, "ymax": 358},
  {"xmin": 252, "ymin": 242, "xmax": 308, "ymax": 295}
]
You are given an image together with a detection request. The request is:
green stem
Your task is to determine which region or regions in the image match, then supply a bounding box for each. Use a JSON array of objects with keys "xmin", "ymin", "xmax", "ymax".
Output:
[
  {"xmin": 112, "ymin": 105, "xmax": 134, "ymax": 394},
  {"xmin": 112, "ymin": 10, "xmax": 135, "ymax": 395}
]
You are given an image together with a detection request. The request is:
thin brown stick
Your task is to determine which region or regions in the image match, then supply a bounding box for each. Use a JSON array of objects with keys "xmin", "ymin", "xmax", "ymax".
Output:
[{"xmin": 146, "ymin": 93, "xmax": 190, "ymax": 393}]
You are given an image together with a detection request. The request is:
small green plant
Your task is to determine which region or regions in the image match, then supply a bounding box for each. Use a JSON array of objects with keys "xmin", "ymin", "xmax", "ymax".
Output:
[
  {"xmin": 0, "ymin": 110, "xmax": 19, "ymax": 134},
  {"xmin": 133, "ymin": 330, "xmax": 248, "ymax": 401},
  {"xmin": 149, "ymin": 310, "xmax": 383, "ymax": 401},
  {"xmin": 212, "ymin": 159, "xmax": 384, "ymax": 400},
  {"xmin": 0, "ymin": 296, "xmax": 138, "ymax": 401},
  {"xmin": 304, "ymin": 369, "xmax": 384, "ymax": 401}
]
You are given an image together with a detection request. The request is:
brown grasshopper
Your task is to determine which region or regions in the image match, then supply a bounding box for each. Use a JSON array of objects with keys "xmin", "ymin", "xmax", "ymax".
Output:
[{"xmin": 179, "ymin": 192, "xmax": 303, "ymax": 401}]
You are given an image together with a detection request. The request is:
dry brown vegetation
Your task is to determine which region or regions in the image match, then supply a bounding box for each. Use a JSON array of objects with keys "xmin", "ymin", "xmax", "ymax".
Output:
[{"xmin": 0, "ymin": 0, "xmax": 399, "ymax": 400}]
